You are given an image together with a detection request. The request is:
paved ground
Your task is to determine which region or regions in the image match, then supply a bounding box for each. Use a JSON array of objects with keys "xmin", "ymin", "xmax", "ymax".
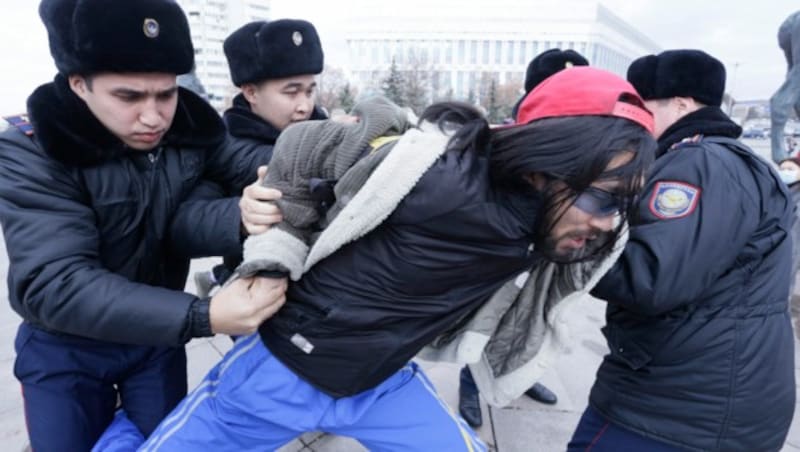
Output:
[{"xmin": 0, "ymin": 138, "xmax": 798, "ymax": 451}]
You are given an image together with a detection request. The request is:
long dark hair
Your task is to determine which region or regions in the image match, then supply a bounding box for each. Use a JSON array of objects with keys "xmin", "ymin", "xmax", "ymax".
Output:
[{"xmin": 419, "ymin": 101, "xmax": 656, "ymax": 261}]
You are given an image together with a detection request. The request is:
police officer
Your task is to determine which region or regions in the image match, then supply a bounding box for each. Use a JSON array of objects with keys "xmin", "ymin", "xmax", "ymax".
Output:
[
  {"xmin": 0, "ymin": 1, "xmax": 286, "ymax": 450},
  {"xmin": 193, "ymin": 18, "xmax": 328, "ymax": 297},
  {"xmin": 459, "ymin": 48, "xmax": 589, "ymax": 429},
  {"xmin": 569, "ymin": 50, "xmax": 795, "ymax": 451}
]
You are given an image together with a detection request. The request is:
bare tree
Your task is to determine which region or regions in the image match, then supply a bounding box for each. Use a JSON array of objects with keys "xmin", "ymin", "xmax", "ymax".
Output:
[
  {"xmin": 496, "ymin": 81, "xmax": 525, "ymax": 122},
  {"xmin": 403, "ymin": 54, "xmax": 430, "ymax": 114},
  {"xmin": 318, "ymin": 65, "xmax": 357, "ymax": 112}
]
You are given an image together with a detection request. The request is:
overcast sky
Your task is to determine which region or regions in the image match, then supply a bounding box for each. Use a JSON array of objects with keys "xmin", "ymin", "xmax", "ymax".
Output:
[{"xmin": 0, "ymin": 0, "xmax": 797, "ymax": 114}]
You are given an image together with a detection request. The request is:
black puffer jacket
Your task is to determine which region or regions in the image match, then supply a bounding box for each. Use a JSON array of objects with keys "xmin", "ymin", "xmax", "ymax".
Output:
[
  {"xmin": 0, "ymin": 75, "xmax": 261, "ymax": 345},
  {"xmin": 591, "ymin": 107, "xmax": 795, "ymax": 451}
]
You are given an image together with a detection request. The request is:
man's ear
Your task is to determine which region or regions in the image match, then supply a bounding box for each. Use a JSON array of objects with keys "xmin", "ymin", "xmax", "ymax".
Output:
[
  {"xmin": 68, "ymin": 75, "xmax": 88, "ymax": 101},
  {"xmin": 675, "ymin": 96, "xmax": 702, "ymax": 115},
  {"xmin": 241, "ymin": 83, "xmax": 258, "ymax": 105}
]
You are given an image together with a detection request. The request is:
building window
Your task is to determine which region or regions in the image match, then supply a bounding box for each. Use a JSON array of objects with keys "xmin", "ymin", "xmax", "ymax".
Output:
[
  {"xmin": 433, "ymin": 43, "xmax": 441, "ymax": 65},
  {"xmin": 396, "ymin": 40, "xmax": 404, "ymax": 64},
  {"xmin": 531, "ymin": 40, "xmax": 539, "ymax": 57},
  {"xmin": 507, "ymin": 40, "xmax": 514, "ymax": 65},
  {"xmin": 458, "ymin": 40, "xmax": 466, "ymax": 64},
  {"xmin": 470, "ymin": 40, "xmax": 478, "ymax": 65},
  {"xmin": 468, "ymin": 72, "xmax": 476, "ymax": 98},
  {"xmin": 445, "ymin": 40, "xmax": 453, "ymax": 64},
  {"xmin": 519, "ymin": 41, "xmax": 527, "ymax": 65},
  {"xmin": 494, "ymin": 41, "xmax": 502, "ymax": 64},
  {"xmin": 482, "ymin": 40, "xmax": 490, "ymax": 65}
]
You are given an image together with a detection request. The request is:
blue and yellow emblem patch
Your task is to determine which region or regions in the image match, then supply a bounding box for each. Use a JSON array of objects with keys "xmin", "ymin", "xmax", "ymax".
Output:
[
  {"xmin": 3, "ymin": 114, "xmax": 33, "ymax": 136},
  {"xmin": 648, "ymin": 181, "xmax": 700, "ymax": 219}
]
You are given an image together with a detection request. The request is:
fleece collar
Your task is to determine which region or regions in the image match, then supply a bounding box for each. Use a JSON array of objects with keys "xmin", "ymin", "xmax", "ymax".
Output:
[
  {"xmin": 26, "ymin": 74, "xmax": 226, "ymax": 167},
  {"xmin": 657, "ymin": 106, "xmax": 742, "ymax": 157}
]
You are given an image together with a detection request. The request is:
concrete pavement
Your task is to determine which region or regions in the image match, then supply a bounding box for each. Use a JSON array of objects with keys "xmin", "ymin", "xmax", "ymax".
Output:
[{"xmin": 0, "ymin": 138, "xmax": 798, "ymax": 451}]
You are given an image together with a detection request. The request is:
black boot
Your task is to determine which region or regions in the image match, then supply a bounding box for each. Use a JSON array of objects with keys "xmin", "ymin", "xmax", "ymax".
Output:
[
  {"xmin": 458, "ymin": 366, "xmax": 483, "ymax": 428},
  {"xmin": 524, "ymin": 382, "xmax": 558, "ymax": 405}
]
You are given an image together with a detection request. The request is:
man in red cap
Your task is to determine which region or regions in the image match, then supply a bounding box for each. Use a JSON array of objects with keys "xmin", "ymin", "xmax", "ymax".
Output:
[
  {"xmin": 457, "ymin": 49, "xmax": 591, "ymax": 428},
  {"xmin": 99, "ymin": 67, "xmax": 655, "ymax": 451}
]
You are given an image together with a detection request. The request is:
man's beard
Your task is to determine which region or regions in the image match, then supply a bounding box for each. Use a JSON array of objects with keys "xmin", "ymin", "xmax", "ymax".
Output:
[{"xmin": 534, "ymin": 228, "xmax": 616, "ymax": 264}]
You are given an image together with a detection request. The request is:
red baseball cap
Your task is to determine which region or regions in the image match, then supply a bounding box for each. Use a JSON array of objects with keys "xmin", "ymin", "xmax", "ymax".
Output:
[{"xmin": 515, "ymin": 66, "xmax": 654, "ymax": 135}]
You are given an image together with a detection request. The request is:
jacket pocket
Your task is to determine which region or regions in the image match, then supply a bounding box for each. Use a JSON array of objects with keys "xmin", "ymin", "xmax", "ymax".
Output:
[
  {"xmin": 602, "ymin": 323, "xmax": 653, "ymax": 370},
  {"xmin": 179, "ymin": 151, "xmax": 202, "ymax": 189}
]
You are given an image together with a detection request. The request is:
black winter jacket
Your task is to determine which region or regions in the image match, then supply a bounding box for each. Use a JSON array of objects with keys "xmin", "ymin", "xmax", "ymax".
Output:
[
  {"xmin": 0, "ymin": 75, "xmax": 262, "ymax": 345},
  {"xmin": 591, "ymin": 107, "xmax": 795, "ymax": 451}
]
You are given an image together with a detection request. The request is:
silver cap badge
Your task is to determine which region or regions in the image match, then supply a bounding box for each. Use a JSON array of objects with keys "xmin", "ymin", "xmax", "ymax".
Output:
[
  {"xmin": 292, "ymin": 31, "xmax": 303, "ymax": 46},
  {"xmin": 143, "ymin": 18, "xmax": 160, "ymax": 38}
]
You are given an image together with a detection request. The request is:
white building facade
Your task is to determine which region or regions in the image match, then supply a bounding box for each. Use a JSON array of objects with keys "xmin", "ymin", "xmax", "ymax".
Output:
[
  {"xmin": 177, "ymin": 0, "xmax": 271, "ymax": 111},
  {"xmin": 343, "ymin": 0, "xmax": 660, "ymax": 102}
]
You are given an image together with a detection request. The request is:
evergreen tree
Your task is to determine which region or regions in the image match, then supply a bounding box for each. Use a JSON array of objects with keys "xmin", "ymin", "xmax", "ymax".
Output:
[
  {"xmin": 338, "ymin": 83, "xmax": 356, "ymax": 112},
  {"xmin": 381, "ymin": 58, "xmax": 406, "ymax": 106},
  {"xmin": 487, "ymin": 78, "xmax": 501, "ymax": 124},
  {"xmin": 467, "ymin": 89, "xmax": 476, "ymax": 105}
]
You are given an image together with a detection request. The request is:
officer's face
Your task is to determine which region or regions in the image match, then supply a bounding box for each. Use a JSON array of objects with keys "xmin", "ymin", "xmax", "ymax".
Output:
[
  {"xmin": 541, "ymin": 151, "xmax": 634, "ymax": 262},
  {"xmin": 69, "ymin": 73, "xmax": 179, "ymax": 151},
  {"xmin": 243, "ymin": 75, "xmax": 317, "ymax": 131}
]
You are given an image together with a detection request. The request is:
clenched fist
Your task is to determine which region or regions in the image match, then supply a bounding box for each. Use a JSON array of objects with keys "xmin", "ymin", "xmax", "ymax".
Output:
[
  {"xmin": 209, "ymin": 276, "xmax": 288, "ymax": 336},
  {"xmin": 240, "ymin": 165, "xmax": 283, "ymax": 236}
]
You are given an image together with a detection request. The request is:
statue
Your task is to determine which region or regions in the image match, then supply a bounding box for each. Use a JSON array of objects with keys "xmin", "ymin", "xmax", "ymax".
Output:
[{"xmin": 770, "ymin": 11, "xmax": 800, "ymax": 162}]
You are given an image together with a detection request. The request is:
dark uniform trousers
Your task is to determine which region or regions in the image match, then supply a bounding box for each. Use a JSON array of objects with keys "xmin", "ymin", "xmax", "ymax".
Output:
[
  {"xmin": 14, "ymin": 322, "xmax": 187, "ymax": 451},
  {"xmin": 568, "ymin": 405, "xmax": 683, "ymax": 451}
]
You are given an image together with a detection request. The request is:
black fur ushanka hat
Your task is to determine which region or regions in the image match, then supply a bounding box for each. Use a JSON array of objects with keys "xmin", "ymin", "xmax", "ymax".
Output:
[
  {"xmin": 224, "ymin": 19, "xmax": 324, "ymax": 87},
  {"xmin": 39, "ymin": 0, "xmax": 194, "ymax": 76},
  {"xmin": 524, "ymin": 48, "xmax": 589, "ymax": 93},
  {"xmin": 627, "ymin": 49, "xmax": 726, "ymax": 107}
]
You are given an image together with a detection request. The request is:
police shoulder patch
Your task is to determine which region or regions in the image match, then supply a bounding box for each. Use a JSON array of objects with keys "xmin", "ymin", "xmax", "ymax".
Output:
[
  {"xmin": 648, "ymin": 181, "xmax": 701, "ymax": 219},
  {"xmin": 3, "ymin": 114, "xmax": 34, "ymax": 136}
]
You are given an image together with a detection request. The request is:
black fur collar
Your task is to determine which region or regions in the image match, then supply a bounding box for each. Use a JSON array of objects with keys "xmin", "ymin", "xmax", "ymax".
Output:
[
  {"xmin": 26, "ymin": 74, "xmax": 226, "ymax": 167},
  {"xmin": 657, "ymin": 106, "xmax": 742, "ymax": 157},
  {"xmin": 223, "ymin": 93, "xmax": 327, "ymax": 143}
]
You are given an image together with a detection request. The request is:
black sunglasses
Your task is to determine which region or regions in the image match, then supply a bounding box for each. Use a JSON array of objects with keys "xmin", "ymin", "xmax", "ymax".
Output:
[{"xmin": 573, "ymin": 186, "xmax": 626, "ymax": 217}]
